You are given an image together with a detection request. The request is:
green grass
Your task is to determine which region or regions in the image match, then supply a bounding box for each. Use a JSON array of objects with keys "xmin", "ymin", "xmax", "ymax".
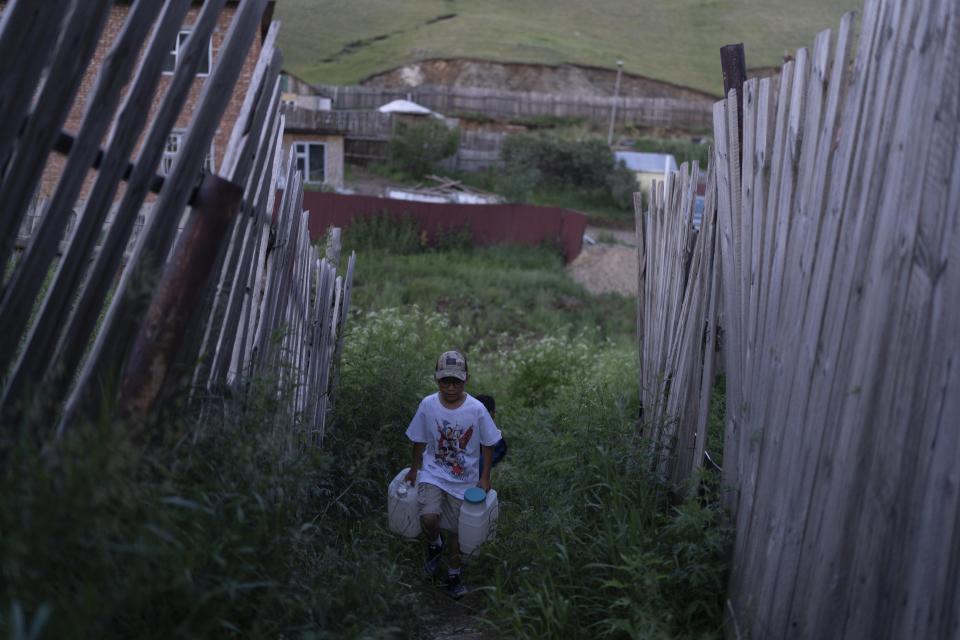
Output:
[
  {"xmin": 528, "ymin": 185, "xmax": 633, "ymax": 223},
  {"xmin": 276, "ymin": 0, "xmax": 860, "ymax": 95},
  {"xmin": 1, "ymin": 225, "xmax": 730, "ymax": 638},
  {"xmin": 346, "ymin": 239, "xmax": 637, "ymax": 342}
]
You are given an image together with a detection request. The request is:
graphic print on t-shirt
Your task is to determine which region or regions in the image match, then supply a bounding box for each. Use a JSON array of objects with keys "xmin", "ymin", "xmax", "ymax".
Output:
[{"xmin": 435, "ymin": 419, "xmax": 474, "ymax": 479}]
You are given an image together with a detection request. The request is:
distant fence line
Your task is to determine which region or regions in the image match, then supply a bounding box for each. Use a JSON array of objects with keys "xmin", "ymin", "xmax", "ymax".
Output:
[
  {"xmin": 635, "ymin": 0, "xmax": 960, "ymax": 636},
  {"xmin": 316, "ymin": 83, "xmax": 714, "ymax": 130},
  {"xmin": 0, "ymin": 3, "xmax": 353, "ymax": 449},
  {"xmin": 286, "ymin": 106, "xmax": 394, "ymax": 140}
]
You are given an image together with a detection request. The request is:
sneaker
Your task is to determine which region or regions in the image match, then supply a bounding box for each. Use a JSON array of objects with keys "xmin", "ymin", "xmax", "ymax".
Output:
[
  {"xmin": 424, "ymin": 541, "xmax": 443, "ymax": 576},
  {"xmin": 446, "ymin": 572, "xmax": 468, "ymax": 599}
]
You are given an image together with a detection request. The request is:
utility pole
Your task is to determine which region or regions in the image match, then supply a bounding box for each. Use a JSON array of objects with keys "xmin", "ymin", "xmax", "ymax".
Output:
[{"xmin": 607, "ymin": 59, "xmax": 624, "ymax": 146}]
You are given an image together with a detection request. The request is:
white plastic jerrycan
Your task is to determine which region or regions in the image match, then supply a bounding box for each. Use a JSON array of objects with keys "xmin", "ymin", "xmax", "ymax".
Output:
[
  {"xmin": 458, "ymin": 486, "xmax": 499, "ymax": 555},
  {"xmin": 388, "ymin": 467, "xmax": 421, "ymax": 538}
]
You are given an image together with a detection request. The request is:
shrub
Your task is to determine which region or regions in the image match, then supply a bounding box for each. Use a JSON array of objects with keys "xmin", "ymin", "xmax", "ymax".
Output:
[
  {"xmin": 499, "ymin": 134, "xmax": 638, "ymax": 213},
  {"xmin": 607, "ymin": 159, "xmax": 640, "ymax": 212},
  {"xmin": 387, "ymin": 119, "xmax": 459, "ymax": 178},
  {"xmin": 495, "ymin": 165, "xmax": 541, "ymax": 203},
  {"xmin": 502, "ymin": 134, "xmax": 614, "ymax": 190}
]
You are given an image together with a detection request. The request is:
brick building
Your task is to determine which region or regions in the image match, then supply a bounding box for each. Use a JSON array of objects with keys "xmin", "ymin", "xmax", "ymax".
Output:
[{"xmin": 6, "ymin": 1, "xmax": 275, "ymax": 207}]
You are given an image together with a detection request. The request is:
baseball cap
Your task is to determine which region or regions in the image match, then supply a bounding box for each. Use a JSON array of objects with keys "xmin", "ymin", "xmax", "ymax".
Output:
[{"xmin": 435, "ymin": 350, "xmax": 468, "ymax": 381}]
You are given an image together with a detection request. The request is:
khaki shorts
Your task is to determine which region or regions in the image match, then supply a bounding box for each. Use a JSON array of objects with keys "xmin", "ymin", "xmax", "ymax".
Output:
[{"xmin": 417, "ymin": 482, "xmax": 462, "ymax": 532}]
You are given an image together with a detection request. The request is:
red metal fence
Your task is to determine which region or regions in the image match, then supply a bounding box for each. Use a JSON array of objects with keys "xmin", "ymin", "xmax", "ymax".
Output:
[{"xmin": 300, "ymin": 192, "xmax": 588, "ymax": 262}]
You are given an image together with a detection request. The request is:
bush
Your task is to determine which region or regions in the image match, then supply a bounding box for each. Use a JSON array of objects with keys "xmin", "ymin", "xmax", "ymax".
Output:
[
  {"xmin": 502, "ymin": 134, "xmax": 613, "ymax": 190},
  {"xmin": 495, "ymin": 165, "xmax": 541, "ymax": 203},
  {"xmin": 499, "ymin": 134, "xmax": 638, "ymax": 213},
  {"xmin": 607, "ymin": 159, "xmax": 640, "ymax": 212},
  {"xmin": 387, "ymin": 119, "xmax": 459, "ymax": 178}
]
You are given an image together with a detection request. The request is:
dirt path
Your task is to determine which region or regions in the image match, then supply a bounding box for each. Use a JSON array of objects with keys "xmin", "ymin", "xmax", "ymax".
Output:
[
  {"xmin": 416, "ymin": 585, "xmax": 495, "ymax": 640},
  {"xmin": 566, "ymin": 225, "xmax": 639, "ymax": 296}
]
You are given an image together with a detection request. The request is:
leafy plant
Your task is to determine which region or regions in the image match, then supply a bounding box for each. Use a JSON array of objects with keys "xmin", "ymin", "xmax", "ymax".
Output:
[
  {"xmin": 495, "ymin": 165, "xmax": 541, "ymax": 203},
  {"xmin": 387, "ymin": 119, "xmax": 460, "ymax": 179},
  {"xmin": 344, "ymin": 212, "xmax": 423, "ymax": 254},
  {"xmin": 499, "ymin": 133, "xmax": 636, "ymax": 214},
  {"xmin": 607, "ymin": 159, "xmax": 640, "ymax": 211}
]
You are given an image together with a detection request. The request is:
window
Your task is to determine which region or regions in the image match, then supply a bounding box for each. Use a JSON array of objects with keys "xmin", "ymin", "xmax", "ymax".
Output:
[
  {"xmin": 162, "ymin": 29, "xmax": 211, "ymax": 75},
  {"xmin": 293, "ymin": 142, "xmax": 326, "ymax": 184},
  {"xmin": 161, "ymin": 130, "xmax": 215, "ymax": 175}
]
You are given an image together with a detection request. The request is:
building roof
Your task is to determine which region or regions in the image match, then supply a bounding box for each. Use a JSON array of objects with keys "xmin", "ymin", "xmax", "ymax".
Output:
[
  {"xmin": 614, "ymin": 151, "xmax": 679, "ymax": 174},
  {"xmin": 377, "ymin": 99, "xmax": 439, "ymax": 117}
]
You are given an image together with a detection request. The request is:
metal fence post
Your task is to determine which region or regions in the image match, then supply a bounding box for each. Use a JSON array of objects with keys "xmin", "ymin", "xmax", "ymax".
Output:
[{"xmin": 119, "ymin": 173, "xmax": 243, "ymax": 421}]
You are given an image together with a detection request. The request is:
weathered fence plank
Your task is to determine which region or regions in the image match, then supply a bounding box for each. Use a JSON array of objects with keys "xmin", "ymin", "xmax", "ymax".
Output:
[
  {"xmin": 63, "ymin": 0, "xmax": 267, "ymax": 428},
  {"xmin": 637, "ymin": 0, "xmax": 958, "ymax": 635},
  {"xmin": 0, "ymin": 1, "xmax": 68, "ymax": 205},
  {"xmin": 0, "ymin": 0, "xmax": 172, "ymax": 413},
  {"xmin": 0, "ymin": 1, "xmax": 113, "ymax": 353},
  {"xmin": 0, "ymin": 2, "xmax": 353, "ymax": 452},
  {"xmin": 48, "ymin": 0, "xmax": 230, "ymax": 427},
  {"xmin": 706, "ymin": 0, "xmax": 960, "ymax": 636},
  {"xmin": 636, "ymin": 156, "xmax": 720, "ymax": 484}
]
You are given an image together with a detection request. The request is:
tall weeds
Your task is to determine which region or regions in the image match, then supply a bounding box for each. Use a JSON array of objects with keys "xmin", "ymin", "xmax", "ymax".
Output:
[{"xmin": 1, "ymin": 228, "xmax": 730, "ymax": 638}]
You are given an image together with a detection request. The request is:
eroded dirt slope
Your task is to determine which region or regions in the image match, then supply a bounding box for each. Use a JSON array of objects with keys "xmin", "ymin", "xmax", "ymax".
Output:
[{"xmin": 362, "ymin": 59, "xmax": 718, "ymax": 102}]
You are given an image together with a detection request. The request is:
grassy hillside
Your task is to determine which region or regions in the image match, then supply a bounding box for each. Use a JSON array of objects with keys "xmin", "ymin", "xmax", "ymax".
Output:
[{"xmin": 276, "ymin": 0, "xmax": 861, "ymax": 95}]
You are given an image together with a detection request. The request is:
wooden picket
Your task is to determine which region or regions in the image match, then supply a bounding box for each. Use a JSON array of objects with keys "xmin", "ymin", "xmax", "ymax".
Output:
[
  {"xmin": 635, "ymin": 158, "xmax": 720, "ymax": 486},
  {"xmin": 0, "ymin": 1, "xmax": 353, "ymax": 448},
  {"xmin": 635, "ymin": 0, "xmax": 958, "ymax": 635},
  {"xmin": 637, "ymin": 0, "xmax": 960, "ymax": 638}
]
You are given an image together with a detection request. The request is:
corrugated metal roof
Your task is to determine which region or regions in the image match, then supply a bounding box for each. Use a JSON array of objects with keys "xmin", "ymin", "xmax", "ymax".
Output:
[{"xmin": 614, "ymin": 151, "xmax": 679, "ymax": 173}]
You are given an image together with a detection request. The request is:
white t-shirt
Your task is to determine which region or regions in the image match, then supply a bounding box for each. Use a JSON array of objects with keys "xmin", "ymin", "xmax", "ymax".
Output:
[{"xmin": 405, "ymin": 393, "xmax": 502, "ymax": 499}]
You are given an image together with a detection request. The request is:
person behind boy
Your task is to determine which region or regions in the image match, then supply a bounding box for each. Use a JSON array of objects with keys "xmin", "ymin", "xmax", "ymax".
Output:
[
  {"xmin": 404, "ymin": 350, "xmax": 501, "ymax": 599},
  {"xmin": 474, "ymin": 394, "xmax": 508, "ymax": 475}
]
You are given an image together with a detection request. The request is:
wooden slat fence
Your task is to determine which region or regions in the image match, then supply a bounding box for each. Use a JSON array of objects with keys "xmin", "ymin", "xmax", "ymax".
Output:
[
  {"xmin": 317, "ymin": 84, "xmax": 713, "ymax": 130},
  {"xmin": 636, "ymin": 0, "xmax": 959, "ymax": 636},
  {"xmin": 0, "ymin": 1, "xmax": 353, "ymax": 450},
  {"xmin": 635, "ymin": 160, "xmax": 720, "ymax": 487}
]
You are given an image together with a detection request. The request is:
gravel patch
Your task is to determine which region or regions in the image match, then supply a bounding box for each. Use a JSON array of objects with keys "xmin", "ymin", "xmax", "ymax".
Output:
[{"xmin": 567, "ymin": 243, "xmax": 639, "ymax": 296}]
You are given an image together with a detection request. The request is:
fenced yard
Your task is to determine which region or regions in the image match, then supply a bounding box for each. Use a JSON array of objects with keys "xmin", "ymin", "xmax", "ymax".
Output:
[{"xmin": 636, "ymin": 0, "xmax": 960, "ymax": 636}]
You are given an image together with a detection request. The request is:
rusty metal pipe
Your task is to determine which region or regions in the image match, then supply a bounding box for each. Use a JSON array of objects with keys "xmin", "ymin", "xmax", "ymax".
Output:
[{"xmin": 118, "ymin": 173, "xmax": 243, "ymax": 421}]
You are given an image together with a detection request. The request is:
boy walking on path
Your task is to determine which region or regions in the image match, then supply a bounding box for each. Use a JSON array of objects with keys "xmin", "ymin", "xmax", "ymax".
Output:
[{"xmin": 404, "ymin": 350, "xmax": 502, "ymax": 599}]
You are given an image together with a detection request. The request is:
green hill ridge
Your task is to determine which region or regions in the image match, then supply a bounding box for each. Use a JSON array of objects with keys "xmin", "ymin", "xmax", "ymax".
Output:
[{"xmin": 276, "ymin": 0, "xmax": 860, "ymax": 95}]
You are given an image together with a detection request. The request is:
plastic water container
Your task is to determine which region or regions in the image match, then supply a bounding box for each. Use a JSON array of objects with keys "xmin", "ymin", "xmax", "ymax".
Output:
[
  {"xmin": 458, "ymin": 487, "xmax": 499, "ymax": 555},
  {"xmin": 387, "ymin": 467, "xmax": 421, "ymax": 538}
]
